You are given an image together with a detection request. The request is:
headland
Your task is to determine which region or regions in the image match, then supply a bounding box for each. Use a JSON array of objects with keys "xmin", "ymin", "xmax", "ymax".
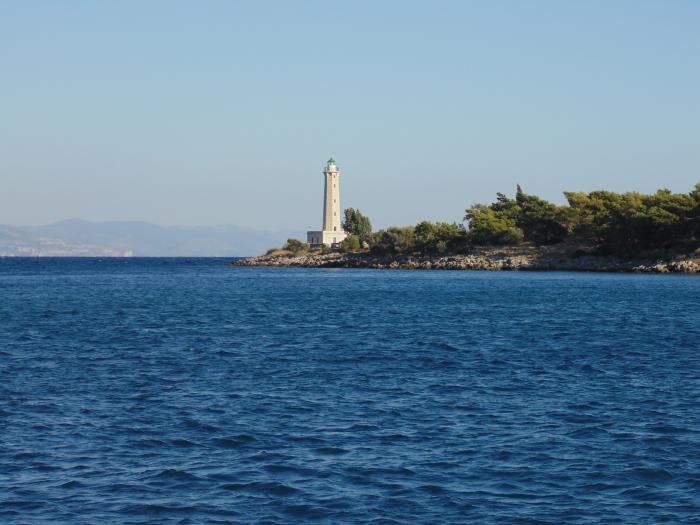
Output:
[
  {"xmin": 239, "ymin": 163, "xmax": 700, "ymax": 274},
  {"xmin": 232, "ymin": 243, "xmax": 700, "ymax": 273}
]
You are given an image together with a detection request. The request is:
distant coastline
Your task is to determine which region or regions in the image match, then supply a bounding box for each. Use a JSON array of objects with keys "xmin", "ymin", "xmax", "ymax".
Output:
[
  {"xmin": 0, "ymin": 220, "xmax": 294, "ymax": 257},
  {"xmin": 232, "ymin": 243, "xmax": 700, "ymax": 274}
]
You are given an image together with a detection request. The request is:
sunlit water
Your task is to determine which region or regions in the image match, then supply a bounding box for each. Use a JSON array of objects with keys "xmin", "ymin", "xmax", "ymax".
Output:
[{"xmin": 1, "ymin": 258, "xmax": 699, "ymax": 524}]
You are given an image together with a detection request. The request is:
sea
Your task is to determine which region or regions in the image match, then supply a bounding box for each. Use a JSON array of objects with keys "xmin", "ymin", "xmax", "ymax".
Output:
[{"xmin": 1, "ymin": 257, "xmax": 699, "ymax": 524}]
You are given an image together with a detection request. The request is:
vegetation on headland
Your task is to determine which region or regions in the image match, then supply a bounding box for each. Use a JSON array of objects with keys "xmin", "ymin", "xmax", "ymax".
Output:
[
  {"xmin": 342, "ymin": 208, "xmax": 372, "ymax": 242},
  {"xmin": 270, "ymin": 183, "xmax": 700, "ymax": 260},
  {"xmin": 464, "ymin": 184, "xmax": 700, "ymax": 254},
  {"xmin": 265, "ymin": 238, "xmax": 311, "ymax": 256},
  {"xmin": 369, "ymin": 183, "xmax": 700, "ymax": 257}
]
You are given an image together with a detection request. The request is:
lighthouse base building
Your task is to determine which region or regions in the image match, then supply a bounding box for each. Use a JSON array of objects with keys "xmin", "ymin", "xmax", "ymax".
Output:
[{"xmin": 307, "ymin": 158, "xmax": 348, "ymax": 248}]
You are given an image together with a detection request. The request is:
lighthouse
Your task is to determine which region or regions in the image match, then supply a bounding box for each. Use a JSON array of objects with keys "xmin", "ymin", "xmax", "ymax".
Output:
[{"xmin": 307, "ymin": 158, "xmax": 348, "ymax": 248}]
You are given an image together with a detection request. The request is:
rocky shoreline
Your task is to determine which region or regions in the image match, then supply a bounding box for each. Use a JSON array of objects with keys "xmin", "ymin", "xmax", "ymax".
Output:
[{"xmin": 232, "ymin": 245, "xmax": 700, "ymax": 273}]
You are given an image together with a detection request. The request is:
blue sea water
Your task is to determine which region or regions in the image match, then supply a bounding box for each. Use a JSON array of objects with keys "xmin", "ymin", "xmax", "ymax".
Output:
[{"xmin": 1, "ymin": 258, "xmax": 699, "ymax": 524}]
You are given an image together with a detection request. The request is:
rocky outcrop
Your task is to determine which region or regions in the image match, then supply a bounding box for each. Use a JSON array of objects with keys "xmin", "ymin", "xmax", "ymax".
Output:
[
  {"xmin": 231, "ymin": 245, "xmax": 700, "ymax": 274},
  {"xmin": 632, "ymin": 260, "xmax": 700, "ymax": 273}
]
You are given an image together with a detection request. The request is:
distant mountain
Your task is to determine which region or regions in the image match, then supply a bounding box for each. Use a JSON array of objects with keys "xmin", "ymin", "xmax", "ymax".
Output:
[{"xmin": 0, "ymin": 220, "xmax": 295, "ymax": 256}]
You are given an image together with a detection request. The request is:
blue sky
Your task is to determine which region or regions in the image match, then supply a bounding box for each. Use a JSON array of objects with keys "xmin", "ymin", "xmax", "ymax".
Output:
[{"xmin": 2, "ymin": 1, "xmax": 699, "ymax": 230}]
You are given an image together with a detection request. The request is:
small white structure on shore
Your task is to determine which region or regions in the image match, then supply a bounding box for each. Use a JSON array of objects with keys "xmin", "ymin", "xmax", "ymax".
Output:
[{"xmin": 307, "ymin": 158, "xmax": 348, "ymax": 248}]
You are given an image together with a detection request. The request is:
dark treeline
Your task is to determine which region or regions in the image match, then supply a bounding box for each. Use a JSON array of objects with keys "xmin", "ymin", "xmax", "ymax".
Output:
[{"xmin": 368, "ymin": 183, "xmax": 700, "ymax": 256}]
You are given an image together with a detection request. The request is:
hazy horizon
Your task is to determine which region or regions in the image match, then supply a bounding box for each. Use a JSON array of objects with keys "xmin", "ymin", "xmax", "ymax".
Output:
[
  {"xmin": 0, "ymin": 218, "xmax": 297, "ymax": 256},
  {"xmin": 2, "ymin": 1, "xmax": 699, "ymax": 232}
]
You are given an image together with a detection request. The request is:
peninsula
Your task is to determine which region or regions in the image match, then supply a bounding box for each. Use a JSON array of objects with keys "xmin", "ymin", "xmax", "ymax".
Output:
[
  {"xmin": 233, "ymin": 160, "xmax": 700, "ymax": 273},
  {"xmin": 233, "ymin": 243, "xmax": 700, "ymax": 273}
]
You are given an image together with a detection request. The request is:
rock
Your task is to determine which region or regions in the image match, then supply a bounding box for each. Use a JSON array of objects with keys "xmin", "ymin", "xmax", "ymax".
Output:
[{"xmin": 230, "ymin": 249, "xmax": 700, "ymax": 274}]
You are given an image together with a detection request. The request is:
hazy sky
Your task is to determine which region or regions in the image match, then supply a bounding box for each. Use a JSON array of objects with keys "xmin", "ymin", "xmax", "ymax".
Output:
[{"xmin": 2, "ymin": 1, "xmax": 699, "ymax": 230}]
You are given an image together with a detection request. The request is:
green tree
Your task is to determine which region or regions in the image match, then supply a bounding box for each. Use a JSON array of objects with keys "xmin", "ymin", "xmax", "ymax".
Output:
[
  {"xmin": 342, "ymin": 208, "xmax": 373, "ymax": 241},
  {"xmin": 360, "ymin": 181, "xmax": 700, "ymax": 256},
  {"xmin": 690, "ymin": 182, "xmax": 700, "ymax": 241},
  {"xmin": 514, "ymin": 185, "xmax": 568, "ymax": 244},
  {"xmin": 464, "ymin": 205, "xmax": 523, "ymax": 245},
  {"xmin": 562, "ymin": 187, "xmax": 700, "ymax": 252}
]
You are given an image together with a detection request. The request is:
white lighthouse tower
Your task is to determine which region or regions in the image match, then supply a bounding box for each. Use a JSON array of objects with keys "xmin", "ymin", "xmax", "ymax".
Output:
[{"xmin": 307, "ymin": 158, "xmax": 348, "ymax": 248}]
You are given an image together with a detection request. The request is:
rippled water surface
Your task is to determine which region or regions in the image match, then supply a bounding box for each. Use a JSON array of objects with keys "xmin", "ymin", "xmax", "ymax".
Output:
[{"xmin": 1, "ymin": 258, "xmax": 700, "ymax": 524}]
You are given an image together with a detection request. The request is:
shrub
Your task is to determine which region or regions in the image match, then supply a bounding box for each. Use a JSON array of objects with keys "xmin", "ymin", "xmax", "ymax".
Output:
[
  {"xmin": 369, "ymin": 226, "xmax": 417, "ymax": 255},
  {"xmin": 414, "ymin": 221, "xmax": 466, "ymax": 254},
  {"xmin": 340, "ymin": 235, "xmax": 361, "ymax": 252},
  {"xmin": 283, "ymin": 238, "xmax": 309, "ymax": 255}
]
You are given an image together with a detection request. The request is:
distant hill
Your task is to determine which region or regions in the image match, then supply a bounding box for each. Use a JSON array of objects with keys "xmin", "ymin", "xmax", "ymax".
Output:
[{"xmin": 0, "ymin": 220, "xmax": 295, "ymax": 257}]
